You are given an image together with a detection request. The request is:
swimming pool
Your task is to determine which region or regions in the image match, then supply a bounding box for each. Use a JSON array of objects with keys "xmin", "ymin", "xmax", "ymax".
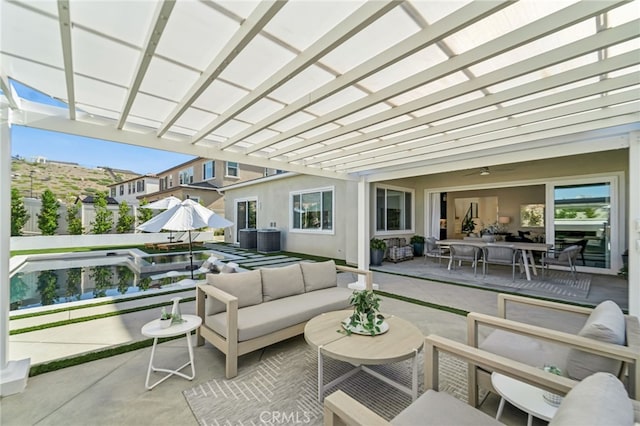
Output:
[{"xmin": 9, "ymin": 249, "xmax": 226, "ymax": 311}]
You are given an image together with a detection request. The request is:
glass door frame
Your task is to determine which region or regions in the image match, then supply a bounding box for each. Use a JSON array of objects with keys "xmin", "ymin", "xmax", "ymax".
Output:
[
  {"xmin": 545, "ymin": 173, "xmax": 624, "ymax": 275},
  {"xmin": 234, "ymin": 196, "xmax": 258, "ymax": 244}
]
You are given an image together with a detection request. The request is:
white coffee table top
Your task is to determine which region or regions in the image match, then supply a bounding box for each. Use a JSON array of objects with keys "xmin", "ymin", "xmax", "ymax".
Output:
[
  {"xmin": 491, "ymin": 372, "xmax": 559, "ymax": 422},
  {"xmin": 304, "ymin": 310, "xmax": 423, "ymax": 365},
  {"xmin": 141, "ymin": 314, "xmax": 202, "ymax": 339}
]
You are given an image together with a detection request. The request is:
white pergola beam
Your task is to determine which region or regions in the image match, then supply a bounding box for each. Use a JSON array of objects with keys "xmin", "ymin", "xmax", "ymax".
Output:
[
  {"xmin": 0, "ymin": 76, "xmax": 19, "ymax": 110},
  {"xmin": 259, "ymin": 0, "xmax": 627, "ymax": 157},
  {"xmin": 56, "ymin": 0, "xmax": 75, "ymax": 120},
  {"xmin": 320, "ymin": 70, "xmax": 640, "ymax": 169},
  {"xmin": 238, "ymin": 0, "xmax": 513, "ymax": 154},
  {"xmin": 344, "ymin": 106, "xmax": 640, "ymax": 174},
  {"xmin": 117, "ymin": 0, "xmax": 175, "ymax": 129},
  {"xmin": 162, "ymin": 0, "xmax": 287, "ymax": 139},
  {"xmin": 299, "ymin": 49, "xmax": 640, "ymax": 165},
  {"xmin": 205, "ymin": 0, "xmax": 400, "ymax": 146}
]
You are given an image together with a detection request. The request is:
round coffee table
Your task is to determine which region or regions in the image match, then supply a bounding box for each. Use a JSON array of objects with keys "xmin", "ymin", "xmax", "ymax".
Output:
[
  {"xmin": 141, "ymin": 314, "xmax": 202, "ymax": 390},
  {"xmin": 491, "ymin": 372, "xmax": 559, "ymax": 426},
  {"xmin": 304, "ymin": 310, "xmax": 424, "ymax": 402}
]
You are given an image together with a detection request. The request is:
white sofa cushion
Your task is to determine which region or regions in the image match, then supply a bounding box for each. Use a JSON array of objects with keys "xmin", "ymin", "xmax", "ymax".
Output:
[
  {"xmin": 206, "ymin": 287, "xmax": 351, "ymax": 341},
  {"xmin": 260, "ymin": 264, "xmax": 305, "ymax": 302},
  {"xmin": 550, "ymin": 372, "xmax": 633, "ymax": 426},
  {"xmin": 300, "ymin": 260, "xmax": 337, "ymax": 292},
  {"xmin": 566, "ymin": 300, "xmax": 626, "ymax": 380},
  {"xmin": 205, "ymin": 270, "xmax": 263, "ymax": 315}
]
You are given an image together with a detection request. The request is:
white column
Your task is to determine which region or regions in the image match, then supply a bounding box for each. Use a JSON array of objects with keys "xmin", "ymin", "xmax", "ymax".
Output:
[
  {"xmin": 353, "ymin": 177, "xmax": 370, "ymax": 289},
  {"xmin": 629, "ymin": 131, "xmax": 640, "ymax": 316},
  {"xmin": 0, "ymin": 107, "xmax": 30, "ymax": 396}
]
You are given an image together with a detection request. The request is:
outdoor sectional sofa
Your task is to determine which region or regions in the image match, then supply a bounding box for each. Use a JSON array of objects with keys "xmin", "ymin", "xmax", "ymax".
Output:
[
  {"xmin": 196, "ymin": 260, "xmax": 372, "ymax": 378},
  {"xmin": 467, "ymin": 293, "xmax": 640, "ymax": 406},
  {"xmin": 324, "ymin": 334, "xmax": 640, "ymax": 426}
]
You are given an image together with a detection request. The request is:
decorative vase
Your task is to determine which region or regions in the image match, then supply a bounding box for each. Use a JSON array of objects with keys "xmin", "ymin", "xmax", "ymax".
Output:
[{"xmin": 170, "ymin": 297, "xmax": 183, "ymax": 324}]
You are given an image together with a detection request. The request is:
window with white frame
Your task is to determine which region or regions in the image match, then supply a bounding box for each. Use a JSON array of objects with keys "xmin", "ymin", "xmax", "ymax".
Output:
[
  {"xmin": 168, "ymin": 175, "xmax": 173, "ymax": 188},
  {"xmin": 110, "ymin": 187, "xmax": 116, "ymax": 197},
  {"xmin": 226, "ymin": 161, "xmax": 239, "ymax": 177},
  {"xmin": 119, "ymin": 185, "xmax": 124, "ymax": 196},
  {"xmin": 203, "ymin": 161, "xmax": 215, "ymax": 180},
  {"xmin": 375, "ymin": 185, "xmax": 413, "ymax": 232},
  {"xmin": 291, "ymin": 187, "xmax": 333, "ymax": 232},
  {"xmin": 136, "ymin": 180, "xmax": 144, "ymax": 192},
  {"xmin": 179, "ymin": 167, "xmax": 193, "ymax": 185}
]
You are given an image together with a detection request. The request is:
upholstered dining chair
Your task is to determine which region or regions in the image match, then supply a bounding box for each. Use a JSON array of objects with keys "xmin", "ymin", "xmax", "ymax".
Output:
[
  {"xmin": 541, "ymin": 244, "xmax": 581, "ymax": 282},
  {"xmin": 449, "ymin": 243, "xmax": 483, "ymax": 277},
  {"xmin": 424, "ymin": 237, "xmax": 448, "ymax": 266},
  {"xmin": 483, "ymin": 244, "xmax": 521, "ymax": 282}
]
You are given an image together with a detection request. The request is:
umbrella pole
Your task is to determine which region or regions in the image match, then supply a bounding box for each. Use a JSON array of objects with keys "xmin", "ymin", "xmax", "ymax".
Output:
[{"xmin": 188, "ymin": 230, "xmax": 194, "ymax": 279}]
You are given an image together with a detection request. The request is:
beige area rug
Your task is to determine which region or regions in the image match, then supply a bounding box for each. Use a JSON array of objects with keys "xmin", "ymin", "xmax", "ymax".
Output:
[{"xmin": 183, "ymin": 345, "xmax": 471, "ymax": 426}]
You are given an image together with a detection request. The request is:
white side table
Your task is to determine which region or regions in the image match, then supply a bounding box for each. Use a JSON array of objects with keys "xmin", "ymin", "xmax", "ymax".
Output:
[
  {"xmin": 141, "ymin": 314, "xmax": 202, "ymax": 390},
  {"xmin": 491, "ymin": 372, "xmax": 559, "ymax": 426}
]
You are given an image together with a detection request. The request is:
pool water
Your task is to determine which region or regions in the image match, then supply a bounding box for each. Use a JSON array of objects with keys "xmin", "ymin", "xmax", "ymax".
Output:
[{"xmin": 10, "ymin": 250, "xmax": 221, "ymax": 311}]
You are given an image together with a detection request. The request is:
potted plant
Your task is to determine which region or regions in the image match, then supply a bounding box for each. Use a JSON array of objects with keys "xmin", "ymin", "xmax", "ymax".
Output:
[
  {"xmin": 342, "ymin": 290, "xmax": 385, "ymax": 336},
  {"xmin": 461, "ymin": 216, "xmax": 476, "ymax": 235},
  {"xmin": 370, "ymin": 238, "xmax": 386, "ymax": 266},
  {"xmin": 542, "ymin": 365, "xmax": 563, "ymax": 406},
  {"xmin": 159, "ymin": 307, "xmax": 172, "ymax": 329},
  {"xmin": 410, "ymin": 235, "xmax": 426, "ymax": 257}
]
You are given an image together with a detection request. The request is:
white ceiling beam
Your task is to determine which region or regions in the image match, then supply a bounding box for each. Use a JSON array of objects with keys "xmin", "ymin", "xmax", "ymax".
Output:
[
  {"xmin": 236, "ymin": 0, "xmax": 513, "ymax": 153},
  {"xmin": 257, "ymin": 0, "xmax": 627, "ymax": 157},
  {"xmin": 198, "ymin": 0, "xmax": 401, "ymax": 144},
  {"xmin": 0, "ymin": 75, "xmax": 19, "ymax": 110},
  {"xmin": 333, "ymin": 86, "xmax": 639, "ymax": 172},
  {"xmin": 117, "ymin": 0, "xmax": 175, "ymax": 130},
  {"xmin": 343, "ymin": 104, "xmax": 640, "ymax": 174},
  {"xmin": 308, "ymin": 51, "xmax": 640, "ymax": 166},
  {"xmin": 56, "ymin": 0, "xmax": 75, "ymax": 120},
  {"xmin": 289, "ymin": 19, "xmax": 639, "ymax": 165},
  {"xmin": 367, "ymin": 124, "xmax": 635, "ymax": 182},
  {"xmin": 158, "ymin": 0, "xmax": 287, "ymax": 138},
  {"xmin": 11, "ymin": 103, "xmax": 354, "ymax": 181}
]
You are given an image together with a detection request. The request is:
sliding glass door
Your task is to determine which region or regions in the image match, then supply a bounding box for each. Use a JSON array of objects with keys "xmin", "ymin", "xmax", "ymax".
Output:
[
  {"xmin": 235, "ymin": 198, "xmax": 257, "ymax": 243},
  {"xmin": 548, "ymin": 178, "xmax": 618, "ymax": 272}
]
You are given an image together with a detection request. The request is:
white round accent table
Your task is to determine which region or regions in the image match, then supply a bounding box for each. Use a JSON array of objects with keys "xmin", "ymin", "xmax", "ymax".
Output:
[
  {"xmin": 491, "ymin": 372, "xmax": 560, "ymax": 426},
  {"xmin": 141, "ymin": 314, "xmax": 202, "ymax": 390}
]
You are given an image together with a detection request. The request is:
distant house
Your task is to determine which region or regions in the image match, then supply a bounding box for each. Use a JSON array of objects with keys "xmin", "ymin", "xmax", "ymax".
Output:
[
  {"xmin": 140, "ymin": 157, "xmax": 278, "ymax": 215},
  {"xmin": 107, "ymin": 175, "xmax": 159, "ymax": 206},
  {"xmin": 75, "ymin": 195, "xmax": 119, "ymax": 205}
]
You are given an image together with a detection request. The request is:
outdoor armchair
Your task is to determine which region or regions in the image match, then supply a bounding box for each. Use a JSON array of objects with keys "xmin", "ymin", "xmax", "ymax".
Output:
[
  {"xmin": 467, "ymin": 294, "xmax": 640, "ymax": 407},
  {"xmin": 324, "ymin": 335, "xmax": 640, "ymax": 426}
]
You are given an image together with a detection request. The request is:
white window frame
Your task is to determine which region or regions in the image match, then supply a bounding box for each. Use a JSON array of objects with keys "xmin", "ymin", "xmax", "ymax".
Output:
[
  {"xmin": 179, "ymin": 167, "xmax": 194, "ymax": 185},
  {"xmin": 374, "ymin": 184, "xmax": 415, "ymax": 236},
  {"xmin": 226, "ymin": 161, "xmax": 239, "ymax": 178},
  {"xmin": 203, "ymin": 161, "xmax": 215, "ymax": 180},
  {"xmin": 289, "ymin": 186, "xmax": 335, "ymax": 235},
  {"xmin": 234, "ymin": 196, "xmax": 258, "ymax": 244}
]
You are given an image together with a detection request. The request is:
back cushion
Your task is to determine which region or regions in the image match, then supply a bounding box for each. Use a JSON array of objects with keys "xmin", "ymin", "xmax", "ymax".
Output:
[
  {"xmin": 261, "ymin": 264, "xmax": 304, "ymax": 302},
  {"xmin": 549, "ymin": 372, "xmax": 633, "ymax": 426},
  {"xmin": 566, "ymin": 300, "xmax": 626, "ymax": 380},
  {"xmin": 205, "ymin": 270, "xmax": 263, "ymax": 315},
  {"xmin": 300, "ymin": 260, "xmax": 337, "ymax": 292}
]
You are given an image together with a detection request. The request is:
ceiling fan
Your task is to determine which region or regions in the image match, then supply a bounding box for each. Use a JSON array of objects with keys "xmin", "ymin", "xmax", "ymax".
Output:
[{"xmin": 464, "ymin": 166, "xmax": 515, "ymax": 176}]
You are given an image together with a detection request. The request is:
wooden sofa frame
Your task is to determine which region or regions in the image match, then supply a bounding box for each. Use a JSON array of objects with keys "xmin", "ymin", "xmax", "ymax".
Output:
[
  {"xmin": 324, "ymin": 334, "xmax": 577, "ymax": 426},
  {"xmin": 196, "ymin": 264, "xmax": 373, "ymax": 378},
  {"xmin": 467, "ymin": 293, "xmax": 640, "ymax": 406}
]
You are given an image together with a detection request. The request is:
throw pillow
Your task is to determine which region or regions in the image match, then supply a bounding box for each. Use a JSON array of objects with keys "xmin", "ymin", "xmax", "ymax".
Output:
[{"xmin": 300, "ymin": 260, "xmax": 337, "ymax": 292}]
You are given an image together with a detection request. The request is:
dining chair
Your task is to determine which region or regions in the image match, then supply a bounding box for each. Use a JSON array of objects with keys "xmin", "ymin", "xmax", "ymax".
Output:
[
  {"xmin": 541, "ymin": 244, "xmax": 581, "ymax": 282},
  {"xmin": 449, "ymin": 243, "xmax": 483, "ymax": 277},
  {"xmin": 424, "ymin": 237, "xmax": 448, "ymax": 266},
  {"xmin": 483, "ymin": 244, "xmax": 521, "ymax": 282}
]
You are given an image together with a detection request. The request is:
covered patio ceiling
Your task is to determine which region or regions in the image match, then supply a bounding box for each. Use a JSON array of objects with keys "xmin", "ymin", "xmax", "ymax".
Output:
[{"xmin": 1, "ymin": 0, "xmax": 639, "ymax": 181}]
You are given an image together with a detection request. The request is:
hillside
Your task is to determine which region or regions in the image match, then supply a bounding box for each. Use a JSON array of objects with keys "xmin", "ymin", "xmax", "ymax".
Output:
[{"xmin": 11, "ymin": 158, "xmax": 140, "ymax": 204}]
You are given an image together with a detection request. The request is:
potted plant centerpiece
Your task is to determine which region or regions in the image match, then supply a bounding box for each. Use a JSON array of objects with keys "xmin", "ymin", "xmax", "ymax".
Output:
[
  {"xmin": 342, "ymin": 290, "xmax": 387, "ymax": 336},
  {"xmin": 410, "ymin": 235, "xmax": 426, "ymax": 257},
  {"xmin": 159, "ymin": 307, "xmax": 173, "ymax": 329},
  {"xmin": 370, "ymin": 238, "xmax": 386, "ymax": 266}
]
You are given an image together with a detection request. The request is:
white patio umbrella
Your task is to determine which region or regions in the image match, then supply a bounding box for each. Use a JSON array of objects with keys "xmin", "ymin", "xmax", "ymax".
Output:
[
  {"xmin": 137, "ymin": 199, "xmax": 233, "ymax": 278},
  {"xmin": 143, "ymin": 196, "xmax": 183, "ymax": 241}
]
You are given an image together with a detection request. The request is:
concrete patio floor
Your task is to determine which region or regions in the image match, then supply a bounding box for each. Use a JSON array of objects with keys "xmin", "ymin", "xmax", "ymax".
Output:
[{"xmin": 2, "ymin": 248, "xmax": 629, "ymax": 425}]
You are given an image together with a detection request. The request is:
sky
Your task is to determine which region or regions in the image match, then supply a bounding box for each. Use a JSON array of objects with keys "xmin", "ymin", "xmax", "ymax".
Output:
[{"xmin": 8, "ymin": 80, "xmax": 195, "ymax": 175}]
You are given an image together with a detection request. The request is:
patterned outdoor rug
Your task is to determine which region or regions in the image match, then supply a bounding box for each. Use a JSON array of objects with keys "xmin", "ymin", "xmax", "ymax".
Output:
[{"xmin": 183, "ymin": 345, "xmax": 471, "ymax": 426}]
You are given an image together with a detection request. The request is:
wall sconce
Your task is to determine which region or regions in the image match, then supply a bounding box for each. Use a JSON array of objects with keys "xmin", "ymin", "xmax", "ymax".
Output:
[{"xmin": 498, "ymin": 216, "xmax": 511, "ymax": 224}]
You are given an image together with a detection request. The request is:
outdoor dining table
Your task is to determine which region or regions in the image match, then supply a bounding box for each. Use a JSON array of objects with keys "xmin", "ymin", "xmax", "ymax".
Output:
[{"xmin": 436, "ymin": 239, "xmax": 552, "ymax": 281}]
